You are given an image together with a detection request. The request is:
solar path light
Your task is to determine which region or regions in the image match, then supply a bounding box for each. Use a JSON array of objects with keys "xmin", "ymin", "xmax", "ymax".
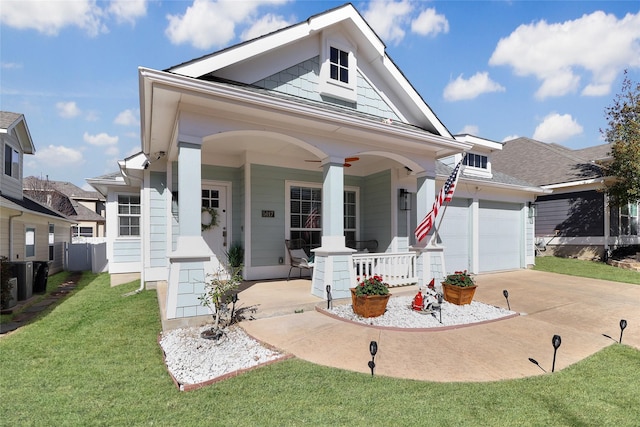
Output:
[
  {"xmin": 326, "ymin": 285, "xmax": 332, "ymax": 310},
  {"xmin": 368, "ymin": 340, "xmax": 378, "ymax": 376},
  {"xmin": 503, "ymin": 289, "xmax": 510, "ymax": 310},
  {"xmin": 620, "ymin": 319, "xmax": 627, "ymax": 344},
  {"xmin": 551, "ymin": 334, "xmax": 562, "ymax": 373}
]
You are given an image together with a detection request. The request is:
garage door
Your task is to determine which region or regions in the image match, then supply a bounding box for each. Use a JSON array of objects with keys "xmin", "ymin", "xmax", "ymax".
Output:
[
  {"xmin": 439, "ymin": 198, "xmax": 471, "ymax": 273},
  {"xmin": 479, "ymin": 200, "xmax": 522, "ymax": 272}
]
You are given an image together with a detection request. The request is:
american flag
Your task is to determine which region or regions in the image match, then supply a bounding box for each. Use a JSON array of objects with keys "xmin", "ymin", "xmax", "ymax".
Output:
[
  {"xmin": 415, "ymin": 155, "xmax": 465, "ymax": 242},
  {"xmin": 304, "ymin": 205, "xmax": 319, "ymax": 228}
]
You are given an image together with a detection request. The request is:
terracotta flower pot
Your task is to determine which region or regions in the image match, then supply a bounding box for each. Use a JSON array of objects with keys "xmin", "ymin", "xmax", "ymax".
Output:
[
  {"xmin": 350, "ymin": 288, "xmax": 391, "ymax": 317},
  {"xmin": 442, "ymin": 283, "xmax": 477, "ymax": 305}
]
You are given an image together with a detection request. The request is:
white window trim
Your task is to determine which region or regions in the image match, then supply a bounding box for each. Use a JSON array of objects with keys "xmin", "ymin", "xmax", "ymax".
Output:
[
  {"xmin": 462, "ymin": 152, "xmax": 492, "ymax": 178},
  {"xmin": 25, "ymin": 225, "xmax": 36, "ymax": 259},
  {"xmin": 319, "ymin": 36, "xmax": 357, "ymax": 103},
  {"xmin": 116, "ymin": 193, "xmax": 141, "ymax": 238},
  {"xmin": 285, "ymin": 180, "xmax": 360, "ymax": 239}
]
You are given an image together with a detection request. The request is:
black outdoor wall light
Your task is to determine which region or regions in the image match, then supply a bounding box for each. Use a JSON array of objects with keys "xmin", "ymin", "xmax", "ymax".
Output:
[{"xmin": 399, "ymin": 189, "xmax": 411, "ymax": 211}]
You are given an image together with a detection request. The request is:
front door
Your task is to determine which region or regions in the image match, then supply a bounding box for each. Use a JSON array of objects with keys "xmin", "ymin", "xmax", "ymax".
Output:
[{"xmin": 201, "ymin": 184, "xmax": 228, "ymax": 264}]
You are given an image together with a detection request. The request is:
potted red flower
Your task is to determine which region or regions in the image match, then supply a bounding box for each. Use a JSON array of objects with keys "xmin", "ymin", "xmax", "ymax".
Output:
[
  {"xmin": 350, "ymin": 275, "xmax": 391, "ymax": 317},
  {"xmin": 441, "ymin": 270, "xmax": 477, "ymax": 305}
]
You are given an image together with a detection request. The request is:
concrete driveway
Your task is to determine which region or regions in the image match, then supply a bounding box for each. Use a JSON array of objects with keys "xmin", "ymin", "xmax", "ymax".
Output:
[{"xmin": 239, "ymin": 270, "xmax": 640, "ymax": 382}]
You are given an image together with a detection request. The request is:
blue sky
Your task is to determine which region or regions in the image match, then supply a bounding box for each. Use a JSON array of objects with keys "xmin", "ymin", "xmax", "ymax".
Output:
[{"xmin": 2, "ymin": 1, "xmax": 639, "ymax": 189}]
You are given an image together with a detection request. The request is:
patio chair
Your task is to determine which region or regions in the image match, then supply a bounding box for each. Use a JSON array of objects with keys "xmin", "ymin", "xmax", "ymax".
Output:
[{"xmin": 285, "ymin": 239, "xmax": 313, "ymax": 281}]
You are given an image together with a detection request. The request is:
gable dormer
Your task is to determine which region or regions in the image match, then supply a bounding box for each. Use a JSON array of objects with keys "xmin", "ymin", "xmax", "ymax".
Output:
[
  {"xmin": 319, "ymin": 31, "xmax": 358, "ymax": 103},
  {"xmin": 452, "ymin": 134, "xmax": 503, "ymax": 179}
]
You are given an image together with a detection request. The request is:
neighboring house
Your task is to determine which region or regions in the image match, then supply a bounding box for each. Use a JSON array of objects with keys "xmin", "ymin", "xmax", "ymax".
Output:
[
  {"xmin": 23, "ymin": 176, "xmax": 106, "ymax": 242},
  {"xmin": 1, "ymin": 111, "xmax": 73, "ymax": 274},
  {"xmin": 88, "ymin": 4, "xmax": 543, "ymax": 325},
  {"xmin": 492, "ymin": 137, "xmax": 640, "ymax": 259}
]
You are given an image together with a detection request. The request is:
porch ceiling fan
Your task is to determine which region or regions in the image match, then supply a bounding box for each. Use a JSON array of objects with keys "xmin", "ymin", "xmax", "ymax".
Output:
[{"xmin": 305, "ymin": 157, "xmax": 360, "ymax": 167}]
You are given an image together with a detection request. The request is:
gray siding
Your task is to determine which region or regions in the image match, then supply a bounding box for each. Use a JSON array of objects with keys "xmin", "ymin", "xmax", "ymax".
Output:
[
  {"xmin": 252, "ymin": 57, "xmax": 399, "ymax": 120},
  {"xmin": 113, "ymin": 240, "xmax": 141, "ymax": 263},
  {"xmin": 535, "ymin": 190, "xmax": 604, "ymax": 237},
  {"xmin": 251, "ymin": 164, "xmax": 322, "ymax": 267},
  {"xmin": 361, "ymin": 170, "xmax": 391, "ymax": 251}
]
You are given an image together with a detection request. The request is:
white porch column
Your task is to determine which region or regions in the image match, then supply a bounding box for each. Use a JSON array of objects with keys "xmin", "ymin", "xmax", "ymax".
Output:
[
  {"xmin": 166, "ymin": 139, "xmax": 216, "ymax": 319},
  {"xmin": 310, "ymin": 159, "xmax": 354, "ymax": 299},
  {"xmin": 411, "ymin": 172, "xmax": 445, "ymax": 289}
]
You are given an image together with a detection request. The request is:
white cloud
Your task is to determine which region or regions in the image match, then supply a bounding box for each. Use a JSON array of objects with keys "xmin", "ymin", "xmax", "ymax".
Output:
[
  {"xmin": 0, "ymin": 0, "xmax": 106, "ymax": 36},
  {"xmin": 502, "ymin": 135, "xmax": 520, "ymax": 142},
  {"xmin": 443, "ymin": 72, "xmax": 505, "ymax": 101},
  {"xmin": 56, "ymin": 101, "xmax": 81, "ymax": 119},
  {"xmin": 114, "ymin": 109, "xmax": 139, "ymax": 126},
  {"xmin": 489, "ymin": 11, "xmax": 640, "ymax": 100},
  {"xmin": 33, "ymin": 145, "xmax": 84, "ymax": 167},
  {"xmin": 533, "ymin": 113, "xmax": 583, "ymax": 142},
  {"xmin": 363, "ymin": 0, "xmax": 412, "ymax": 45},
  {"xmin": 458, "ymin": 125, "xmax": 479, "ymax": 135},
  {"xmin": 241, "ymin": 13, "xmax": 292, "ymax": 41},
  {"xmin": 411, "ymin": 7, "xmax": 449, "ymax": 37},
  {"xmin": 84, "ymin": 132, "xmax": 118, "ymax": 146},
  {"xmin": 108, "ymin": 0, "xmax": 147, "ymax": 24},
  {"xmin": 165, "ymin": 0, "xmax": 290, "ymax": 50}
]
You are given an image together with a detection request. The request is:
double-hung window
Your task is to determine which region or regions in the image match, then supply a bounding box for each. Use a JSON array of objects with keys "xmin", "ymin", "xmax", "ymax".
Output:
[
  {"xmin": 620, "ymin": 202, "xmax": 639, "ymax": 236},
  {"xmin": 25, "ymin": 227, "xmax": 35, "ymax": 258},
  {"xmin": 289, "ymin": 185, "xmax": 358, "ymax": 251},
  {"xmin": 49, "ymin": 224, "xmax": 55, "ymax": 261},
  {"xmin": 118, "ymin": 195, "xmax": 140, "ymax": 236}
]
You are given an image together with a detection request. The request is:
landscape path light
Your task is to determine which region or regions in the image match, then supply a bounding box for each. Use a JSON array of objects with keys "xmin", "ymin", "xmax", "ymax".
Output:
[
  {"xmin": 503, "ymin": 289, "xmax": 510, "ymax": 310},
  {"xmin": 620, "ymin": 319, "xmax": 627, "ymax": 344},
  {"xmin": 551, "ymin": 334, "xmax": 562, "ymax": 373},
  {"xmin": 368, "ymin": 340, "xmax": 378, "ymax": 376}
]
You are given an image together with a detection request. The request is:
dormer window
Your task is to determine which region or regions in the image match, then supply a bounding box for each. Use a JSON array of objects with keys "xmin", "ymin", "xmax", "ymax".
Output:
[
  {"xmin": 4, "ymin": 143, "xmax": 19, "ymax": 179},
  {"xmin": 330, "ymin": 47, "xmax": 349, "ymax": 84},
  {"xmin": 319, "ymin": 36, "xmax": 357, "ymax": 103},
  {"xmin": 463, "ymin": 153, "xmax": 488, "ymax": 169}
]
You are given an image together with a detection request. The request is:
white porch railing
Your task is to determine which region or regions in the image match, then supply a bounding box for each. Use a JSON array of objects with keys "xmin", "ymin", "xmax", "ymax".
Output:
[{"xmin": 352, "ymin": 252, "xmax": 417, "ymax": 287}]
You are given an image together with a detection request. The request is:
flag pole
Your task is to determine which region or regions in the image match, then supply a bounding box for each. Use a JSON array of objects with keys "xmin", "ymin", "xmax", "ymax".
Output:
[{"xmin": 427, "ymin": 202, "xmax": 450, "ymax": 247}]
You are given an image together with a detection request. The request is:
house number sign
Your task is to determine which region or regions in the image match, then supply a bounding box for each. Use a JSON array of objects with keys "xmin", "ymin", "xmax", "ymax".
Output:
[{"xmin": 262, "ymin": 210, "xmax": 275, "ymax": 218}]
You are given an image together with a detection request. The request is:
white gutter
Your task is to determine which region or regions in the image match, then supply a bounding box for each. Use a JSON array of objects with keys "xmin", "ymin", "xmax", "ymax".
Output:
[{"xmin": 542, "ymin": 178, "xmax": 604, "ymax": 190}]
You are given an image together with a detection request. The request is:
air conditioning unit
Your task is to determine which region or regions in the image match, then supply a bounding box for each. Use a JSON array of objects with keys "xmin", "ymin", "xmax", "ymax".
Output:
[{"xmin": 11, "ymin": 261, "xmax": 33, "ymax": 301}]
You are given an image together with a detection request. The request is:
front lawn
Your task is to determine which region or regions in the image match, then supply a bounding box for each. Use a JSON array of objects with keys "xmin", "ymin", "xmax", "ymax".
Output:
[
  {"xmin": 534, "ymin": 256, "xmax": 640, "ymax": 285},
  {"xmin": 1, "ymin": 273, "xmax": 639, "ymax": 425}
]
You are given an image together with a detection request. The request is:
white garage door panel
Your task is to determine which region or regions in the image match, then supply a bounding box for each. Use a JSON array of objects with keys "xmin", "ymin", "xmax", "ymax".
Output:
[
  {"xmin": 439, "ymin": 198, "xmax": 470, "ymax": 273},
  {"xmin": 479, "ymin": 201, "xmax": 522, "ymax": 272}
]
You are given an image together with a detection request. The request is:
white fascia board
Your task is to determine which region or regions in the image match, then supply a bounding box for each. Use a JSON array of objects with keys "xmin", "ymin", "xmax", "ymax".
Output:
[
  {"xmin": 457, "ymin": 177, "xmax": 550, "ymax": 195},
  {"xmin": 542, "ymin": 178, "xmax": 604, "ymax": 190},
  {"xmin": 381, "ymin": 55, "xmax": 452, "ymax": 138},
  {"xmin": 454, "ymin": 134, "xmax": 502, "ymax": 151},
  {"xmin": 138, "ymin": 67, "xmax": 470, "ymax": 155}
]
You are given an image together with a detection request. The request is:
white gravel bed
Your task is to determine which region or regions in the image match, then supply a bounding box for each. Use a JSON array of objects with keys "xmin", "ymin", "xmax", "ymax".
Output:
[
  {"xmin": 159, "ymin": 296, "xmax": 515, "ymax": 389},
  {"xmin": 326, "ymin": 295, "xmax": 516, "ymax": 328},
  {"xmin": 159, "ymin": 325, "xmax": 283, "ymax": 390}
]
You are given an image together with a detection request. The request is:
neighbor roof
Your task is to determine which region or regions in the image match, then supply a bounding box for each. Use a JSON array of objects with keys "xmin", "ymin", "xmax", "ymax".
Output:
[{"xmin": 491, "ymin": 137, "xmax": 609, "ymax": 187}]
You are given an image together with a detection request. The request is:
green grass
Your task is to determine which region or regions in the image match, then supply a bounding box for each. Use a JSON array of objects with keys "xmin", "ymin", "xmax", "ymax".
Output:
[
  {"xmin": 1, "ymin": 272, "xmax": 639, "ymax": 425},
  {"xmin": 1, "ymin": 270, "xmax": 79, "ymax": 324},
  {"xmin": 533, "ymin": 256, "xmax": 640, "ymax": 285}
]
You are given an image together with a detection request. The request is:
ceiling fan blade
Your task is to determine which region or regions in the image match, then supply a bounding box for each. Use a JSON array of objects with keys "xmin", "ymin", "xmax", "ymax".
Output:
[
  {"xmin": 304, "ymin": 159, "xmax": 321, "ymax": 162},
  {"xmin": 343, "ymin": 163, "xmax": 352, "ymax": 167},
  {"xmin": 345, "ymin": 157, "xmax": 359, "ymax": 162}
]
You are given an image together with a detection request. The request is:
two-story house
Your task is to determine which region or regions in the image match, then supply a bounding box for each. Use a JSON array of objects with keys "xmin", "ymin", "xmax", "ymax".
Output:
[{"xmin": 1, "ymin": 112, "xmax": 73, "ymax": 279}]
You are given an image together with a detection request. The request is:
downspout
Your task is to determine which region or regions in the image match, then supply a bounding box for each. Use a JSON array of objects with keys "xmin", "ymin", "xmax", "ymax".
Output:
[{"xmin": 8, "ymin": 211, "xmax": 23, "ymax": 260}]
